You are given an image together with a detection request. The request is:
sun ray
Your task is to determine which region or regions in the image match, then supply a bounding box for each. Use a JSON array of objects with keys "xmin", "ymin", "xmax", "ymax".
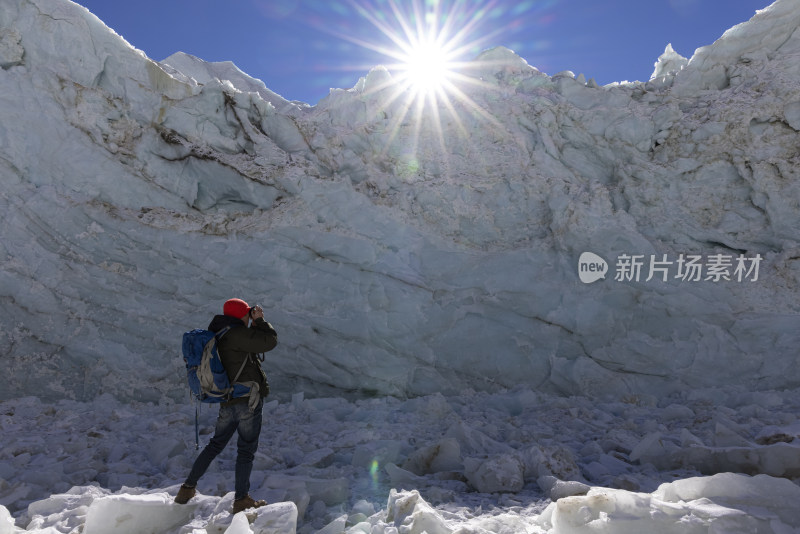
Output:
[
  {"xmin": 428, "ymin": 89, "xmax": 454, "ymax": 179},
  {"xmin": 434, "ymin": 81, "xmax": 470, "ymax": 141},
  {"xmin": 304, "ymin": 0, "xmax": 548, "ymax": 179}
]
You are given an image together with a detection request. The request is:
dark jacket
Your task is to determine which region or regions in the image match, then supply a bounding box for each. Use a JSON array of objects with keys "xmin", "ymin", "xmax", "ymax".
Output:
[{"xmin": 208, "ymin": 314, "xmax": 278, "ymax": 405}]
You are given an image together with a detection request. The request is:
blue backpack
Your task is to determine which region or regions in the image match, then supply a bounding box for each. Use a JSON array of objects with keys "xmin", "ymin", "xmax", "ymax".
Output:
[{"xmin": 181, "ymin": 326, "xmax": 252, "ymax": 403}]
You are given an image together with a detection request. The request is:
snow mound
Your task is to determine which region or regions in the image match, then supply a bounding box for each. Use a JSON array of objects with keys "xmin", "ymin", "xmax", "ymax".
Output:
[
  {"xmin": 547, "ymin": 473, "xmax": 800, "ymax": 533},
  {"xmin": 17, "ymin": 486, "xmax": 297, "ymax": 534},
  {"xmin": 5, "ymin": 475, "xmax": 797, "ymax": 533}
]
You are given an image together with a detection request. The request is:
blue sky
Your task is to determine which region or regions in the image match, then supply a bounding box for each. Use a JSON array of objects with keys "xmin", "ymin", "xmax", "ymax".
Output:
[{"xmin": 74, "ymin": 0, "xmax": 770, "ymax": 105}]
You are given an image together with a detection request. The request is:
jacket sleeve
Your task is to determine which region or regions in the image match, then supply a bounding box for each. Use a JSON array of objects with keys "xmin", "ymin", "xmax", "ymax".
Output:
[{"xmin": 226, "ymin": 318, "xmax": 278, "ymax": 354}]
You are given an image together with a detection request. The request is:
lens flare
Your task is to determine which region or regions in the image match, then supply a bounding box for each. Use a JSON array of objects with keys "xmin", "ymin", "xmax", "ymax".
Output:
[{"xmin": 369, "ymin": 459, "xmax": 380, "ymax": 486}]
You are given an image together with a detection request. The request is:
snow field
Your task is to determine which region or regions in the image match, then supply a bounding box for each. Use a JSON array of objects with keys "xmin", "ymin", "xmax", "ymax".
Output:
[{"xmin": 2, "ymin": 387, "xmax": 799, "ymax": 533}]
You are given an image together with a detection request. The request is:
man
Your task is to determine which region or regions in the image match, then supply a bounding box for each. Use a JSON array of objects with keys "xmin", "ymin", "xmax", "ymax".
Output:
[{"xmin": 175, "ymin": 298, "xmax": 278, "ymax": 514}]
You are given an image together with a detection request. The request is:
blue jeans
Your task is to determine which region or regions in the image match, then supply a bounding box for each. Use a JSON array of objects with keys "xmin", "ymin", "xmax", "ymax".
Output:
[{"xmin": 185, "ymin": 398, "xmax": 263, "ymax": 500}]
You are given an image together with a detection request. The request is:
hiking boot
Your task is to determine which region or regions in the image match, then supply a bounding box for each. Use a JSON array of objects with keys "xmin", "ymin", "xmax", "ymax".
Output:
[
  {"xmin": 232, "ymin": 495, "xmax": 267, "ymax": 514},
  {"xmin": 174, "ymin": 484, "xmax": 196, "ymax": 504}
]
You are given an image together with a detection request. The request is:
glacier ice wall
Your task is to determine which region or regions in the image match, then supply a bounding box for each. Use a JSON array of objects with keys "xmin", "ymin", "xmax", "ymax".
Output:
[{"xmin": 1, "ymin": 0, "xmax": 799, "ymax": 402}]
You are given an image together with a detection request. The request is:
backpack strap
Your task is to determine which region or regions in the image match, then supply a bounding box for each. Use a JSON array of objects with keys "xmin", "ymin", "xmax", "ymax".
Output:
[
  {"xmin": 231, "ymin": 357, "xmax": 248, "ymax": 384},
  {"xmin": 216, "ymin": 325, "xmax": 232, "ymax": 340},
  {"xmin": 238, "ymin": 381, "xmax": 261, "ymax": 412},
  {"xmin": 216, "ymin": 325, "xmax": 250, "ymax": 400}
]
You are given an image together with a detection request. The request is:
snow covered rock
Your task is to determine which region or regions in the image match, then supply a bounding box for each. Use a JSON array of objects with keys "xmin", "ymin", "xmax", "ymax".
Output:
[
  {"xmin": 224, "ymin": 513, "xmax": 253, "ymax": 534},
  {"xmin": 0, "ymin": 506, "xmax": 19, "ymax": 534},
  {"xmin": 547, "ymin": 473, "xmax": 800, "ymax": 534},
  {"xmin": 19, "ymin": 485, "xmax": 299, "ymax": 534},
  {"xmin": 82, "ymin": 493, "xmax": 193, "ymax": 534},
  {"xmin": 385, "ymin": 463, "xmax": 429, "ymax": 490},
  {"xmin": 402, "ymin": 438, "xmax": 463, "ymax": 475},
  {"xmin": 365, "ymin": 473, "xmax": 800, "ymax": 534},
  {"xmin": 537, "ymin": 475, "xmax": 590, "ymax": 500},
  {"xmin": 250, "ymin": 502, "xmax": 298, "ymax": 534},
  {"xmin": 384, "ymin": 490, "xmax": 451, "ymax": 534},
  {"xmin": 520, "ymin": 444, "xmax": 583, "ymax": 482},
  {"xmin": 629, "ymin": 427, "xmax": 800, "ymax": 478},
  {"xmin": 261, "ymin": 473, "xmax": 348, "ymax": 518},
  {"xmin": 464, "ymin": 455, "xmax": 525, "ymax": 493},
  {"xmin": 650, "ymin": 43, "xmax": 689, "ymax": 80},
  {"xmin": 315, "ymin": 514, "xmax": 347, "ymax": 534}
]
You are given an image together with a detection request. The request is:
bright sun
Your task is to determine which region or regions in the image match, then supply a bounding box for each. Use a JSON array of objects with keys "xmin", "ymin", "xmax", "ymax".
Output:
[
  {"xmin": 328, "ymin": 0, "xmax": 516, "ymax": 172},
  {"xmin": 401, "ymin": 39, "xmax": 454, "ymax": 96},
  {"xmin": 342, "ymin": 0, "xmax": 470, "ymax": 100}
]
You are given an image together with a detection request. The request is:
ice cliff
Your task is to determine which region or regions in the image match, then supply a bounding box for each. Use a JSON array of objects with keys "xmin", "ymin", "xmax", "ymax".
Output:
[{"xmin": 1, "ymin": 0, "xmax": 799, "ymax": 403}]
